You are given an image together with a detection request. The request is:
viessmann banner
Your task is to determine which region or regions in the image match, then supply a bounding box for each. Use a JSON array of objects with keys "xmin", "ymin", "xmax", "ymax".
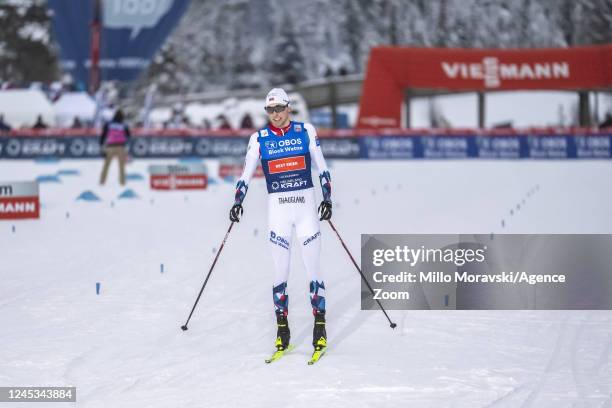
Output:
[
  {"xmin": 361, "ymin": 234, "xmax": 612, "ymax": 310},
  {"xmin": 0, "ymin": 181, "xmax": 40, "ymax": 220},
  {"xmin": 1, "ymin": 133, "xmax": 610, "ymax": 159},
  {"xmin": 357, "ymin": 45, "xmax": 612, "ymax": 128}
]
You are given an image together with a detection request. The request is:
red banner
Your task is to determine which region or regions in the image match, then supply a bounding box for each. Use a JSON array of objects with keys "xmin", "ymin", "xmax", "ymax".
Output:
[
  {"xmin": 0, "ymin": 181, "xmax": 40, "ymax": 220},
  {"xmin": 150, "ymin": 174, "xmax": 208, "ymax": 190},
  {"xmin": 219, "ymin": 163, "xmax": 264, "ymax": 178},
  {"xmin": 358, "ymin": 45, "xmax": 612, "ymax": 128}
]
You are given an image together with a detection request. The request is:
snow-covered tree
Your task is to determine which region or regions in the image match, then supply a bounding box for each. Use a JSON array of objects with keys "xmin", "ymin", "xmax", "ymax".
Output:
[
  {"xmin": 270, "ymin": 12, "xmax": 306, "ymax": 85},
  {"xmin": 0, "ymin": 0, "xmax": 58, "ymax": 85},
  {"xmin": 8, "ymin": 0, "xmax": 605, "ymax": 98}
]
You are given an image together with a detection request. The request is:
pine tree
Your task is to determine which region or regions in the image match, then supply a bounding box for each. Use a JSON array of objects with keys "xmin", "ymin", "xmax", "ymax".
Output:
[
  {"xmin": 0, "ymin": 0, "xmax": 58, "ymax": 84},
  {"xmin": 575, "ymin": 0, "xmax": 612, "ymax": 45},
  {"xmin": 342, "ymin": 0, "xmax": 365, "ymax": 72},
  {"xmin": 554, "ymin": 0, "xmax": 578, "ymax": 45},
  {"xmin": 129, "ymin": 0, "xmax": 612, "ymax": 98},
  {"xmin": 270, "ymin": 13, "xmax": 306, "ymax": 85}
]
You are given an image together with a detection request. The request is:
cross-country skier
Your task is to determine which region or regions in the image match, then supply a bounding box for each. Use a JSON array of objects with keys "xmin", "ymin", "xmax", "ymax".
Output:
[{"xmin": 229, "ymin": 88, "xmax": 332, "ymax": 360}]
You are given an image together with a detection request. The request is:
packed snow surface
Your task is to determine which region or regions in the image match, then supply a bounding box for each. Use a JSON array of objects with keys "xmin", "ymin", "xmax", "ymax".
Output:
[{"xmin": 1, "ymin": 158, "xmax": 612, "ymax": 407}]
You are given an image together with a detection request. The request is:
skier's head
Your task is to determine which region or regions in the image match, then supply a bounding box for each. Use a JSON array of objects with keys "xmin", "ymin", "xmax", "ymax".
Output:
[
  {"xmin": 112, "ymin": 109, "xmax": 125, "ymax": 123},
  {"xmin": 265, "ymin": 88, "xmax": 291, "ymax": 128}
]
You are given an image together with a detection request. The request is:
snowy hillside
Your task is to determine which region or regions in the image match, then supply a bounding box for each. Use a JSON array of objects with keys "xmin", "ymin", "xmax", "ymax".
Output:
[
  {"xmin": 141, "ymin": 0, "xmax": 612, "ymax": 95},
  {"xmin": 1, "ymin": 158, "xmax": 612, "ymax": 407}
]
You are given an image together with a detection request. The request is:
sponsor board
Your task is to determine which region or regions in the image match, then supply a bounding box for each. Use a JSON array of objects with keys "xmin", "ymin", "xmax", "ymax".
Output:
[
  {"xmin": 476, "ymin": 136, "xmax": 527, "ymax": 159},
  {"xmin": 150, "ymin": 174, "xmax": 207, "ymax": 190},
  {"xmin": 148, "ymin": 164, "xmax": 207, "ymax": 175},
  {"xmin": 218, "ymin": 161, "xmax": 263, "ymax": 178},
  {"xmin": 0, "ymin": 181, "xmax": 39, "ymax": 220},
  {"xmin": 0, "ymin": 136, "xmax": 250, "ymax": 159},
  {"xmin": 421, "ymin": 136, "xmax": 475, "ymax": 159},
  {"xmin": 1, "ymin": 134, "xmax": 611, "ymax": 160},
  {"xmin": 219, "ymin": 163, "xmax": 242, "ymax": 178},
  {"xmin": 527, "ymin": 135, "xmax": 568, "ymax": 159},
  {"xmin": 573, "ymin": 136, "xmax": 611, "ymax": 159},
  {"xmin": 148, "ymin": 164, "xmax": 207, "ymax": 190},
  {"xmin": 132, "ymin": 136, "xmax": 247, "ymax": 158},
  {"xmin": 362, "ymin": 136, "xmax": 416, "ymax": 159},
  {"xmin": 0, "ymin": 137, "xmax": 101, "ymax": 158},
  {"xmin": 441, "ymin": 58, "xmax": 570, "ymax": 89},
  {"xmin": 319, "ymin": 137, "xmax": 361, "ymax": 159}
]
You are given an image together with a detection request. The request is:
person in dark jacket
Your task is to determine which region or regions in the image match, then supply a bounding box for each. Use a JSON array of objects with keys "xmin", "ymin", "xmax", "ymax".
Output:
[
  {"xmin": 99, "ymin": 109, "xmax": 130, "ymax": 185},
  {"xmin": 600, "ymin": 113, "xmax": 612, "ymax": 129},
  {"xmin": 0, "ymin": 114, "xmax": 11, "ymax": 132},
  {"xmin": 32, "ymin": 115, "xmax": 48, "ymax": 129},
  {"xmin": 240, "ymin": 113, "xmax": 254, "ymax": 129}
]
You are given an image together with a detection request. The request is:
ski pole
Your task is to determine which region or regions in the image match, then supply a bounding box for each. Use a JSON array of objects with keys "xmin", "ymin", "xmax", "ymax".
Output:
[
  {"xmin": 181, "ymin": 222, "xmax": 235, "ymax": 331},
  {"xmin": 326, "ymin": 220, "xmax": 397, "ymax": 329}
]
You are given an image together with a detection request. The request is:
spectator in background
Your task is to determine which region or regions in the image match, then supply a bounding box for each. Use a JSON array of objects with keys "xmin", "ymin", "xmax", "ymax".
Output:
[
  {"xmin": 216, "ymin": 114, "xmax": 232, "ymax": 130},
  {"xmin": 165, "ymin": 102, "xmax": 189, "ymax": 129},
  {"xmin": 32, "ymin": 115, "xmax": 48, "ymax": 129},
  {"xmin": 240, "ymin": 113, "xmax": 254, "ymax": 129},
  {"xmin": 49, "ymin": 81, "xmax": 63, "ymax": 102},
  {"xmin": 0, "ymin": 114, "xmax": 11, "ymax": 132},
  {"xmin": 71, "ymin": 117, "xmax": 83, "ymax": 129},
  {"xmin": 99, "ymin": 109, "xmax": 130, "ymax": 186},
  {"xmin": 600, "ymin": 113, "xmax": 612, "ymax": 129}
]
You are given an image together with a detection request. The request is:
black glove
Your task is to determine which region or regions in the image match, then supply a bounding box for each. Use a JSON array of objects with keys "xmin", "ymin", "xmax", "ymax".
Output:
[
  {"xmin": 318, "ymin": 201, "xmax": 332, "ymax": 221},
  {"xmin": 229, "ymin": 204, "xmax": 243, "ymax": 222}
]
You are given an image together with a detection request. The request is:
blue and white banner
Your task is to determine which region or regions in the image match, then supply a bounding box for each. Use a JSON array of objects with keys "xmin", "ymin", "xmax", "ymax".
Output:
[
  {"xmin": 0, "ymin": 137, "xmax": 102, "ymax": 158},
  {"xmin": 0, "ymin": 134, "xmax": 610, "ymax": 159},
  {"xmin": 48, "ymin": 0, "xmax": 190, "ymax": 87}
]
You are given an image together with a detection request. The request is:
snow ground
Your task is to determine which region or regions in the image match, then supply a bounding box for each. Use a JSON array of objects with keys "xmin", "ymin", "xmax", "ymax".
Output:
[{"xmin": 1, "ymin": 158, "xmax": 612, "ymax": 407}]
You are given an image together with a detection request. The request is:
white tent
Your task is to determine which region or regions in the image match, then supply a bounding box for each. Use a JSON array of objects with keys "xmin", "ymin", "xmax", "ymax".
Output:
[
  {"xmin": 0, "ymin": 89, "xmax": 56, "ymax": 128},
  {"xmin": 53, "ymin": 92, "xmax": 96, "ymax": 127}
]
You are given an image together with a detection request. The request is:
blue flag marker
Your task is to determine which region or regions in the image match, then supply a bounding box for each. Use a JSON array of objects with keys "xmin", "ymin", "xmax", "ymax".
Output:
[
  {"xmin": 96, "ymin": 282, "xmax": 101, "ymax": 295},
  {"xmin": 160, "ymin": 263, "xmax": 164, "ymax": 274}
]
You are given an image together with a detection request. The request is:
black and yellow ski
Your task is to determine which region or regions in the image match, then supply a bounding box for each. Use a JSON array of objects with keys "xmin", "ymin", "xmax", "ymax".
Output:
[
  {"xmin": 307, "ymin": 347, "xmax": 327, "ymax": 365},
  {"xmin": 265, "ymin": 344, "xmax": 295, "ymax": 363},
  {"xmin": 308, "ymin": 337, "xmax": 327, "ymax": 365}
]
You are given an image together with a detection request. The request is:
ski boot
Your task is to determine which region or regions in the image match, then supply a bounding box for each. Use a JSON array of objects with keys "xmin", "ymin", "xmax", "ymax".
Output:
[
  {"xmin": 312, "ymin": 311, "xmax": 327, "ymax": 351},
  {"xmin": 307, "ymin": 311, "xmax": 327, "ymax": 365},
  {"xmin": 275, "ymin": 311, "xmax": 291, "ymax": 351}
]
